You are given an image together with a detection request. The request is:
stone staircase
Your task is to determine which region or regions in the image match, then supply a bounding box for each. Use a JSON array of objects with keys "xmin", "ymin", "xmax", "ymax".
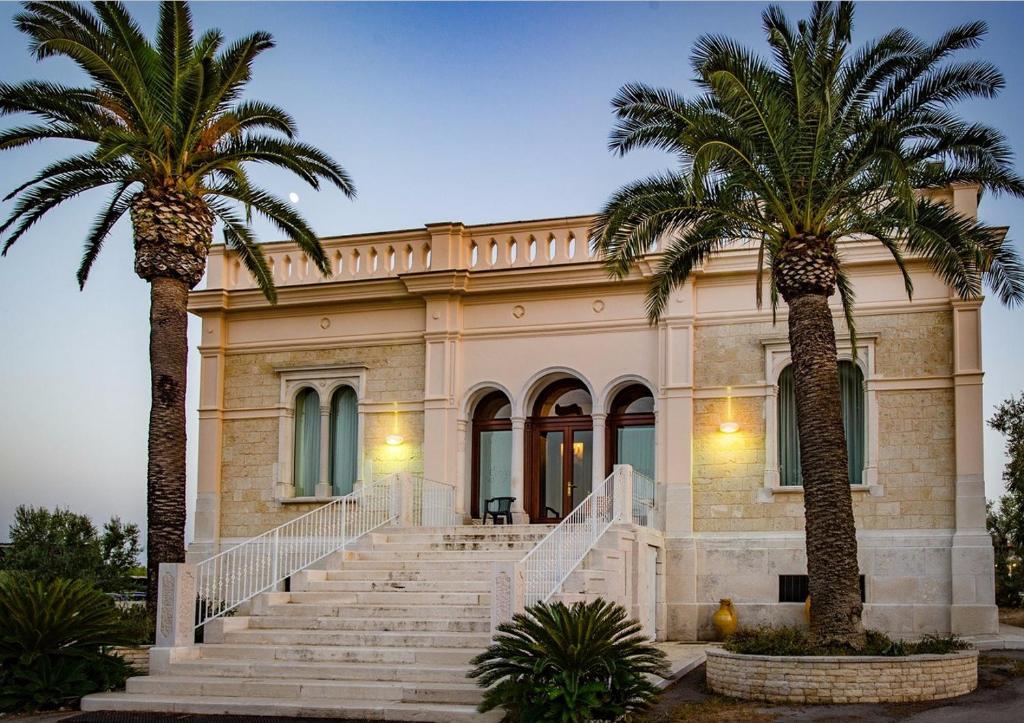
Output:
[{"xmin": 83, "ymin": 524, "xmax": 554, "ymax": 721}]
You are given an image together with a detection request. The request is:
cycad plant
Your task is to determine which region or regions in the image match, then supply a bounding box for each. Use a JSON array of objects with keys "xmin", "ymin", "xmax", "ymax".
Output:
[
  {"xmin": 1, "ymin": 2, "xmax": 354, "ymax": 609},
  {"xmin": 470, "ymin": 599, "xmax": 669, "ymax": 722},
  {"xmin": 592, "ymin": 1, "xmax": 1024, "ymax": 648},
  {"xmin": 0, "ymin": 574, "xmax": 134, "ymax": 712}
]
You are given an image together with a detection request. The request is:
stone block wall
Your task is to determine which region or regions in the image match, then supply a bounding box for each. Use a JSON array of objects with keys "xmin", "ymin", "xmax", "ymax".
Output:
[
  {"xmin": 218, "ymin": 343, "xmax": 425, "ymax": 539},
  {"xmin": 706, "ymin": 649, "xmax": 977, "ymax": 704},
  {"xmin": 691, "ymin": 310, "xmax": 957, "ymax": 534}
]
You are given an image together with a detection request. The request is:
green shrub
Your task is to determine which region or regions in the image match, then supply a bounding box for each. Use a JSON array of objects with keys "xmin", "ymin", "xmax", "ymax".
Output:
[
  {"xmin": 1, "ymin": 506, "xmax": 141, "ymax": 593},
  {"xmin": 0, "ymin": 576, "xmax": 134, "ymax": 712},
  {"xmin": 724, "ymin": 626, "xmax": 972, "ymax": 657},
  {"xmin": 470, "ymin": 599, "xmax": 669, "ymax": 722},
  {"xmin": 116, "ymin": 605, "xmax": 156, "ymax": 646},
  {"xmin": 723, "ymin": 626, "xmax": 810, "ymax": 656},
  {"xmin": 908, "ymin": 634, "xmax": 972, "ymax": 655}
]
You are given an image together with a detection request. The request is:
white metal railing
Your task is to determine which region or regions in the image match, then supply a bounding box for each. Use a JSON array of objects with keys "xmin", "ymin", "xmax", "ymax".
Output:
[
  {"xmin": 519, "ymin": 469, "xmax": 622, "ymax": 608},
  {"xmin": 632, "ymin": 471, "xmax": 657, "ymax": 528},
  {"xmin": 194, "ymin": 474, "xmax": 400, "ymax": 628},
  {"xmin": 408, "ymin": 476, "xmax": 461, "ymax": 527}
]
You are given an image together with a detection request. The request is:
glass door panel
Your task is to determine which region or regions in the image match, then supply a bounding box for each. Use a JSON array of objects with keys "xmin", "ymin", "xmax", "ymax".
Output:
[
  {"xmin": 570, "ymin": 430, "xmax": 593, "ymax": 509},
  {"xmin": 539, "ymin": 430, "xmax": 564, "ymax": 519},
  {"xmin": 477, "ymin": 429, "xmax": 512, "ymax": 518}
]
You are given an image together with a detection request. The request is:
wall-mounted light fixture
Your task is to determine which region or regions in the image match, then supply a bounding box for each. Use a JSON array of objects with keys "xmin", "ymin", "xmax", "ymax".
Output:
[
  {"xmin": 385, "ymin": 401, "xmax": 404, "ymax": 446},
  {"xmin": 719, "ymin": 386, "xmax": 740, "ymax": 434}
]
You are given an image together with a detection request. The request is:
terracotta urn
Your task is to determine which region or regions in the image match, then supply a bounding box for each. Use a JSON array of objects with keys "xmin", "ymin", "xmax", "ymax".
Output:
[
  {"xmin": 804, "ymin": 595, "xmax": 811, "ymax": 625},
  {"xmin": 712, "ymin": 598, "xmax": 738, "ymax": 639}
]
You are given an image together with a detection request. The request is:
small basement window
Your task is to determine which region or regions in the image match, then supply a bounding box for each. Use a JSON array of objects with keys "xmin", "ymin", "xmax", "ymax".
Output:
[{"xmin": 779, "ymin": 574, "xmax": 865, "ymax": 603}]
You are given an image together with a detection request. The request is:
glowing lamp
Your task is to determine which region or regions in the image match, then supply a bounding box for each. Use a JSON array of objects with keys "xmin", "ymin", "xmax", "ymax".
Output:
[
  {"xmin": 719, "ymin": 385, "xmax": 739, "ymax": 434},
  {"xmin": 385, "ymin": 433, "xmax": 404, "ymax": 446}
]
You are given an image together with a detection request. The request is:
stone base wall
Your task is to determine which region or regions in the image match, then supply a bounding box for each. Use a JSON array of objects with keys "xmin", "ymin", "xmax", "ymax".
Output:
[
  {"xmin": 706, "ymin": 649, "xmax": 977, "ymax": 703},
  {"xmin": 663, "ymin": 530, "xmax": 997, "ymax": 640},
  {"xmin": 110, "ymin": 645, "xmax": 151, "ymax": 674}
]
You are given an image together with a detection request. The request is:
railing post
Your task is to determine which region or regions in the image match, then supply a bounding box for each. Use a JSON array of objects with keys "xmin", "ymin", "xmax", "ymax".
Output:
[
  {"xmin": 491, "ymin": 560, "xmax": 525, "ymax": 635},
  {"xmin": 613, "ymin": 464, "xmax": 634, "ymax": 524},
  {"xmin": 399, "ymin": 472, "xmax": 416, "ymax": 527},
  {"xmin": 270, "ymin": 529, "xmax": 280, "ymax": 582},
  {"xmin": 155, "ymin": 562, "xmax": 197, "ymax": 649}
]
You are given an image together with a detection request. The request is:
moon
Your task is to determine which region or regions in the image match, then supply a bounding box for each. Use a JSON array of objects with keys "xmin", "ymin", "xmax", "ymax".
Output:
[{"xmin": 288, "ymin": 192, "xmax": 300, "ymax": 204}]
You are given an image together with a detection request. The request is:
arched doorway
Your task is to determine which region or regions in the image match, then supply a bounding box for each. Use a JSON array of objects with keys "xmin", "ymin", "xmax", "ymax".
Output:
[
  {"xmin": 470, "ymin": 391, "xmax": 513, "ymax": 520},
  {"xmin": 527, "ymin": 379, "xmax": 593, "ymax": 522}
]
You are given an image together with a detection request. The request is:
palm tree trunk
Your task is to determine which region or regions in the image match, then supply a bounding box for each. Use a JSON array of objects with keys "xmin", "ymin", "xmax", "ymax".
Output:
[
  {"xmin": 787, "ymin": 292, "xmax": 865, "ymax": 649},
  {"xmin": 145, "ymin": 276, "xmax": 190, "ymax": 613}
]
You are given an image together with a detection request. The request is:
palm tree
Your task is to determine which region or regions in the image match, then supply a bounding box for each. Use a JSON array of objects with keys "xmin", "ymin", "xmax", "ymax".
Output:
[
  {"xmin": 591, "ymin": 1, "xmax": 1024, "ymax": 648},
  {"xmin": 1, "ymin": 1, "xmax": 354, "ymax": 610}
]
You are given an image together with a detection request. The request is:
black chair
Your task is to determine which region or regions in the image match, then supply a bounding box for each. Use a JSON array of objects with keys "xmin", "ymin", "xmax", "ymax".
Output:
[{"xmin": 484, "ymin": 497, "xmax": 515, "ymax": 525}]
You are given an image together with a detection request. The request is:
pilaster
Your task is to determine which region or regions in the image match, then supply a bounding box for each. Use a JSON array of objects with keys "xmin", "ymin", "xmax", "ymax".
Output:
[
  {"xmin": 510, "ymin": 417, "xmax": 528, "ymax": 522},
  {"xmin": 194, "ymin": 313, "xmax": 225, "ymax": 548},
  {"xmin": 950, "ymin": 299, "xmax": 998, "ymax": 634},
  {"xmin": 421, "ymin": 292, "xmax": 463, "ymax": 490}
]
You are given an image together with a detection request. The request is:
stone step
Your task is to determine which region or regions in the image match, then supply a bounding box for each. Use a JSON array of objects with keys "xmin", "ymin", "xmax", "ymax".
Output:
[
  {"xmin": 295, "ymin": 579, "xmax": 491, "ymax": 593},
  {"xmin": 376, "ymin": 531, "xmax": 549, "ymax": 545},
  {"xmin": 248, "ymin": 615, "xmax": 491, "ymax": 633},
  {"xmin": 80, "ymin": 692, "xmax": 496, "ymax": 722},
  {"xmin": 261, "ymin": 603, "xmax": 491, "ymax": 619},
  {"xmin": 222, "ymin": 628, "xmax": 491, "ymax": 649},
  {"xmin": 371, "ymin": 541, "xmax": 537, "ymax": 552},
  {"xmin": 164, "ymin": 658, "xmax": 474, "ymax": 684},
  {"xmin": 333, "ymin": 558, "xmax": 512, "ymax": 571},
  {"xmin": 197, "ymin": 643, "xmax": 479, "ymax": 666},
  {"xmin": 285, "ymin": 590, "xmax": 490, "ymax": 606},
  {"xmin": 346, "ymin": 549, "xmax": 525, "ymax": 561},
  {"xmin": 390, "ymin": 524, "xmax": 553, "ymax": 535},
  {"xmin": 126, "ymin": 675, "xmax": 482, "ymax": 705},
  {"xmin": 321, "ymin": 568, "xmax": 494, "ymax": 582}
]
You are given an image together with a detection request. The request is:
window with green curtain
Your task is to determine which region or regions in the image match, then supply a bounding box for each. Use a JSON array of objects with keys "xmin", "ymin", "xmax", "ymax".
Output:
[
  {"xmin": 293, "ymin": 387, "xmax": 321, "ymax": 497},
  {"xmin": 778, "ymin": 361, "xmax": 864, "ymax": 486},
  {"xmin": 330, "ymin": 386, "xmax": 358, "ymax": 496},
  {"xmin": 617, "ymin": 426, "xmax": 655, "ymax": 479}
]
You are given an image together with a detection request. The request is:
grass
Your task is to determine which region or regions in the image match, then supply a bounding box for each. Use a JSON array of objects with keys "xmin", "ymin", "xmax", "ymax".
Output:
[
  {"xmin": 998, "ymin": 607, "xmax": 1024, "ymax": 627},
  {"xmin": 652, "ymin": 695, "xmax": 774, "ymax": 723}
]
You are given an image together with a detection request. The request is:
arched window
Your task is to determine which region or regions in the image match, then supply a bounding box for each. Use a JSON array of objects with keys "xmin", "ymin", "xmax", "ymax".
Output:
[
  {"xmin": 608, "ymin": 385, "xmax": 656, "ymax": 522},
  {"xmin": 607, "ymin": 384, "xmax": 655, "ymax": 478},
  {"xmin": 778, "ymin": 361, "xmax": 865, "ymax": 486},
  {"xmin": 293, "ymin": 387, "xmax": 321, "ymax": 497},
  {"xmin": 471, "ymin": 391, "xmax": 513, "ymax": 519},
  {"xmin": 329, "ymin": 386, "xmax": 358, "ymax": 496}
]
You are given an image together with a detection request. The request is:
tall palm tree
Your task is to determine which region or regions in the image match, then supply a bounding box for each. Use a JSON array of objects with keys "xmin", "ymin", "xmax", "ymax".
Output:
[
  {"xmin": 1, "ymin": 1, "xmax": 354, "ymax": 610},
  {"xmin": 592, "ymin": 1, "xmax": 1024, "ymax": 648}
]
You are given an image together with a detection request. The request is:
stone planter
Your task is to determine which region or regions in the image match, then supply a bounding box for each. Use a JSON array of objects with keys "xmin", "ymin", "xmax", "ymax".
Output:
[
  {"xmin": 706, "ymin": 648, "xmax": 977, "ymax": 704},
  {"xmin": 109, "ymin": 645, "xmax": 151, "ymax": 674}
]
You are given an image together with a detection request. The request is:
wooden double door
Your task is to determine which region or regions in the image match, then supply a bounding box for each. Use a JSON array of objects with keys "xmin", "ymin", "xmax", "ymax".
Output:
[{"xmin": 526, "ymin": 416, "xmax": 593, "ymax": 523}]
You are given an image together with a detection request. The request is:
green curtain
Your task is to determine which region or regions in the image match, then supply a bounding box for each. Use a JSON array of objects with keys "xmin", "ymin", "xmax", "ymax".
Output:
[
  {"xmin": 617, "ymin": 426, "xmax": 655, "ymax": 479},
  {"xmin": 778, "ymin": 361, "xmax": 865, "ymax": 487},
  {"xmin": 839, "ymin": 362, "xmax": 865, "ymax": 485},
  {"xmin": 478, "ymin": 429, "xmax": 512, "ymax": 517},
  {"xmin": 293, "ymin": 388, "xmax": 321, "ymax": 497},
  {"xmin": 330, "ymin": 387, "xmax": 358, "ymax": 496},
  {"xmin": 618, "ymin": 425, "xmax": 655, "ymax": 513}
]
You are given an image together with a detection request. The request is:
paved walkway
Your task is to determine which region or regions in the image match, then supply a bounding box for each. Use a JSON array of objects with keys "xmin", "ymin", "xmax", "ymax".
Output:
[{"xmin": 966, "ymin": 622, "xmax": 1024, "ymax": 650}]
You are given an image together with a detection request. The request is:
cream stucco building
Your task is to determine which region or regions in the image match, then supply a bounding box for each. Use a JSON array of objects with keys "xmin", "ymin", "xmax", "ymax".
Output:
[{"xmin": 187, "ymin": 183, "xmax": 998, "ymax": 641}]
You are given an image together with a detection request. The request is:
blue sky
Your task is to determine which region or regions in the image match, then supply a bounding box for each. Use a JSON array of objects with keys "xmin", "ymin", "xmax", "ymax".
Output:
[{"xmin": 1, "ymin": 2, "xmax": 1022, "ymax": 542}]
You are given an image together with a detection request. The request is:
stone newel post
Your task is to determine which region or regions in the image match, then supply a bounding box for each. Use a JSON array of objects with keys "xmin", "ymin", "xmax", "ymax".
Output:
[
  {"xmin": 613, "ymin": 464, "xmax": 634, "ymax": 524},
  {"xmin": 490, "ymin": 560, "xmax": 525, "ymax": 635},
  {"xmin": 155, "ymin": 562, "xmax": 197, "ymax": 649}
]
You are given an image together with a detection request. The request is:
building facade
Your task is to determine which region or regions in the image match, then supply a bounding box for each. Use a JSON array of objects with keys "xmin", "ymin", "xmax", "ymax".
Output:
[{"xmin": 188, "ymin": 183, "xmax": 998, "ymax": 639}]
